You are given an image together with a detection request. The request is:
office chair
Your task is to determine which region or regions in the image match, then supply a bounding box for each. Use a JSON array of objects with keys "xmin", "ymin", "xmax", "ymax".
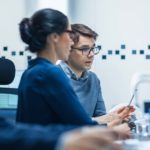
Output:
[{"xmin": 0, "ymin": 58, "xmax": 17, "ymax": 123}]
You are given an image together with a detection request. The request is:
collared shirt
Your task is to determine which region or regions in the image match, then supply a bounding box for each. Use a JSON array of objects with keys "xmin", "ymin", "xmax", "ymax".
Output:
[{"xmin": 59, "ymin": 61, "xmax": 88, "ymax": 81}]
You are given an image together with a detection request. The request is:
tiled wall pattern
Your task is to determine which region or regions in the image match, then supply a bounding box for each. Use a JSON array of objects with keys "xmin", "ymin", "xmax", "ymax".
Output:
[
  {"xmin": 1, "ymin": 44, "xmax": 150, "ymax": 108},
  {"xmin": 99, "ymin": 44, "xmax": 150, "ymax": 60},
  {"xmin": 1, "ymin": 46, "xmax": 34, "ymax": 67},
  {"xmin": 2, "ymin": 45, "xmax": 150, "ymax": 61}
]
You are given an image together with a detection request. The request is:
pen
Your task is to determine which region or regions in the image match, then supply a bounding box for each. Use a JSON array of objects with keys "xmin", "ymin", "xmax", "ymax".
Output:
[{"xmin": 127, "ymin": 89, "xmax": 137, "ymax": 107}]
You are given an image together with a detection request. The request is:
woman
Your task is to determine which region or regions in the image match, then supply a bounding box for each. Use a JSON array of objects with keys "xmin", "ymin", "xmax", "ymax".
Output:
[{"xmin": 16, "ymin": 8, "xmax": 98, "ymax": 126}]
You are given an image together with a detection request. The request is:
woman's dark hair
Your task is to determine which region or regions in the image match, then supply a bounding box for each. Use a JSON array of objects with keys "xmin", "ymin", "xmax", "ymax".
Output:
[
  {"xmin": 19, "ymin": 8, "xmax": 69, "ymax": 53},
  {"xmin": 71, "ymin": 24, "xmax": 98, "ymax": 45}
]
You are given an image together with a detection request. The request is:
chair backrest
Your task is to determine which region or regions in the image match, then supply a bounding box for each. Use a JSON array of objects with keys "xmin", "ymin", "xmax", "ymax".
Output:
[
  {"xmin": 0, "ymin": 58, "xmax": 15, "ymax": 85},
  {"xmin": 0, "ymin": 58, "xmax": 17, "ymax": 123}
]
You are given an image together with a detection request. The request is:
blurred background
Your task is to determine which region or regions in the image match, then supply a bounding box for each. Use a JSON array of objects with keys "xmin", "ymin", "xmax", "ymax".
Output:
[{"xmin": 1, "ymin": 0, "xmax": 150, "ymax": 112}]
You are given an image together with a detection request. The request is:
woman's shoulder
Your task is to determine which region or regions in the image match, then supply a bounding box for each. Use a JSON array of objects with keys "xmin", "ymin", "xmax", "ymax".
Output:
[
  {"xmin": 44, "ymin": 65, "xmax": 69, "ymax": 83},
  {"xmin": 32, "ymin": 59, "xmax": 64, "ymax": 76},
  {"xmin": 45, "ymin": 65, "xmax": 66, "ymax": 76},
  {"xmin": 27, "ymin": 60, "xmax": 67, "ymax": 82}
]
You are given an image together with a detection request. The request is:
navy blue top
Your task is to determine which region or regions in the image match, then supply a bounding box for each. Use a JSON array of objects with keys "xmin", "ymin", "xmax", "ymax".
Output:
[{"xmin": 16, "ymin": 58, "xmax": 97, "ymax": 126}]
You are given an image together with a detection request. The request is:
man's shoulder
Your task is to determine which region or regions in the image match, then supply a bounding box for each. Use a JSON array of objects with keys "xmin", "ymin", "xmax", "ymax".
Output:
[
  {"xmin": 88, "ymin": 71, "xmax": 98, "ymax": 78},
  {"xmin": 87, "ymin": 71, "xmax": 101, "ymax": 83}
]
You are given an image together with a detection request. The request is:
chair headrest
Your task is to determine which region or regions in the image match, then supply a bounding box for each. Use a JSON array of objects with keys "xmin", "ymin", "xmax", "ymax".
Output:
[{"xmin": 0, "ymin": 58, "xmax": 15, "ymax": 85}]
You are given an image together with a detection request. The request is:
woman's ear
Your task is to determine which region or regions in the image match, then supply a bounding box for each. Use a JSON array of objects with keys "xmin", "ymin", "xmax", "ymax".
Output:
[{"xmin": 47, "ymin": 33, "xmax": 59, "ymax": 44}]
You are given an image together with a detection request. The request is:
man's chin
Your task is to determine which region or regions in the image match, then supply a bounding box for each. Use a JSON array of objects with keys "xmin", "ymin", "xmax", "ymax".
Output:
[{"xmin": 84, "ymin": 66, "xmax": 91, "ymax": 70}]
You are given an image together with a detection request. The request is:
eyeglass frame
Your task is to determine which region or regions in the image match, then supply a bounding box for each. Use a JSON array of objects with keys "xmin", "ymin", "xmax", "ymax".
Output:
[{"xmin": 71, "ymin": 45, "xmax": 101, "ymax": 56}]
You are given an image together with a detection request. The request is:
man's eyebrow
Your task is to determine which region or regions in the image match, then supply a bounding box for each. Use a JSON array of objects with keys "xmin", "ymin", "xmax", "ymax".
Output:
[
  {"xmin": 79, "ymin": 44, "xmax": 96, "ymax": 48},
  {"xmin": 79, "ymin": 45, "xmax": 90, "ymax": 48}
]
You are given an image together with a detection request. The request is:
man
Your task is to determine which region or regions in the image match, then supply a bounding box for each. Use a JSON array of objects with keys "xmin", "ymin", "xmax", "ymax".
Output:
[
  {"xmin": 59, "ymin": 24, "xmax": 134, "ymax": 124},
  {"xmin": 59, "ymin": 24, "xmax": 105, "ymax": 117}
]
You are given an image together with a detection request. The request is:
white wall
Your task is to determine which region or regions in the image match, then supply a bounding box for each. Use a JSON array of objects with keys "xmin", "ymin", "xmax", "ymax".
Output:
[
  {"xmin": 0, "ymin": 0, "xmax": 69, "ymax": 66},
  {"xmin": 37, "ymin": 0, "xmax": 68, "ymax": 15},
  {"xmin": 0, "ymin": 0, "xmax": 27, "ymax": 89},
  {"xmin": 0, "ymin": 0, "xmax": 26, "ymax": 107},
  {"xmin": 24, "ymin": 0, "xmax": 68, "ymax": 16},
  {"xmin": 69, "ymin": 0, "xmax": 150, "ymax": 110},
  {"xmin": 0, "ymin": 0, "xmax": 25, "ymax": 49},
  {"xmin": 2, "ymin": 0, "xmax": 150, "ymax": 111}
]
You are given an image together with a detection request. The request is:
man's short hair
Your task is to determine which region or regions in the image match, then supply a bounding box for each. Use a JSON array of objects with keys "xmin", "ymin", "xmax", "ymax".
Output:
[{"xmin": 71, "ymin": 24, "xmax": 98, "ymax": 44}]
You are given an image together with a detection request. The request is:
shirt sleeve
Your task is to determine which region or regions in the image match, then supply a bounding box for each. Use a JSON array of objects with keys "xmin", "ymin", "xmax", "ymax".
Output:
[{"xmin": 93, "ymin": 79, "xmax": 106, "ymax": 117}]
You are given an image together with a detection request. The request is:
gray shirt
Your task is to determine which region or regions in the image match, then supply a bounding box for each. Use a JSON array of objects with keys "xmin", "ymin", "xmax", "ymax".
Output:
[{"xmin": 58, "ymin": 61, "xmax": 106, "ymax": 117}]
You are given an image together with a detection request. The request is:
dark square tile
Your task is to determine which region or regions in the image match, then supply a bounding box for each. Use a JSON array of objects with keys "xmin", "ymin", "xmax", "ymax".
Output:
[
  {"xmin": 27, "ymin": 56, "xmax": 32, "ymax": 61},
  {"xmin": 132, "ymin": 50, "xmax": 137, "ymax": 54},
  {"xmin": 108, "ymin": 50, "xmax": 113, "ymax": 55},
  {"xmin": 121, "ymin": 55, "xmax": 125, "ymax": 60},
  {"xmin": 97, "ymin": 45, "xmax": 101, "ymax": 50},
  {"xmin": 115, "ymin": 50, "xmax": 120, "ymax": 55},
  {"xmin": 148, "ymin": 45, "xmax": 150, "ymax": 49},
  {"xmin": 11, "ymin": 51, "xmax": 16, "ymax": 56},
  {"xmin": 121, "ymin": 45, "xmax": 126, "ymax": 49},
  {"xmin": 102, "ymin": 55, "xmax": 107, "ymax": 60},
  {"xmin": 19, "ymin": 51, "xmax": 24, "ymax": 56},
  {"xmin": 140, "ymin": 50, "xmax": 144, "ymax": 54},
  {"xmin": 3, "ymin": 46, "xmax": 8, "ymax": 51},
  {"xmin": 146, "ymin": 55, "xmax": 150, "ymax": 59}
]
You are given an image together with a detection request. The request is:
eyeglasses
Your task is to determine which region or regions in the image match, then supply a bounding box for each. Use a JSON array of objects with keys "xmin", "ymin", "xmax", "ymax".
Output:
[
  {"xmin": 65, "ymin": 30, "xmax": 74, "ymax": 39},
  {"xmin": 72, "ymin": 45, "xmax": 101, "ymax": 56}
]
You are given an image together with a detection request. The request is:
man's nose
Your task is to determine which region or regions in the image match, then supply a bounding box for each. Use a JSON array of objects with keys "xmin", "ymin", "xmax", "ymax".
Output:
[{"xmin": 88, "ymin": 50, "xmax": 95, "ymax": 57}]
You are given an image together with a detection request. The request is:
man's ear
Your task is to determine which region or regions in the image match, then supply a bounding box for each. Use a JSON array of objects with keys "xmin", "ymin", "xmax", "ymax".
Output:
[{"xmin": 47, "ymin": 33, "xmax": 59, "ymax": 44}]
